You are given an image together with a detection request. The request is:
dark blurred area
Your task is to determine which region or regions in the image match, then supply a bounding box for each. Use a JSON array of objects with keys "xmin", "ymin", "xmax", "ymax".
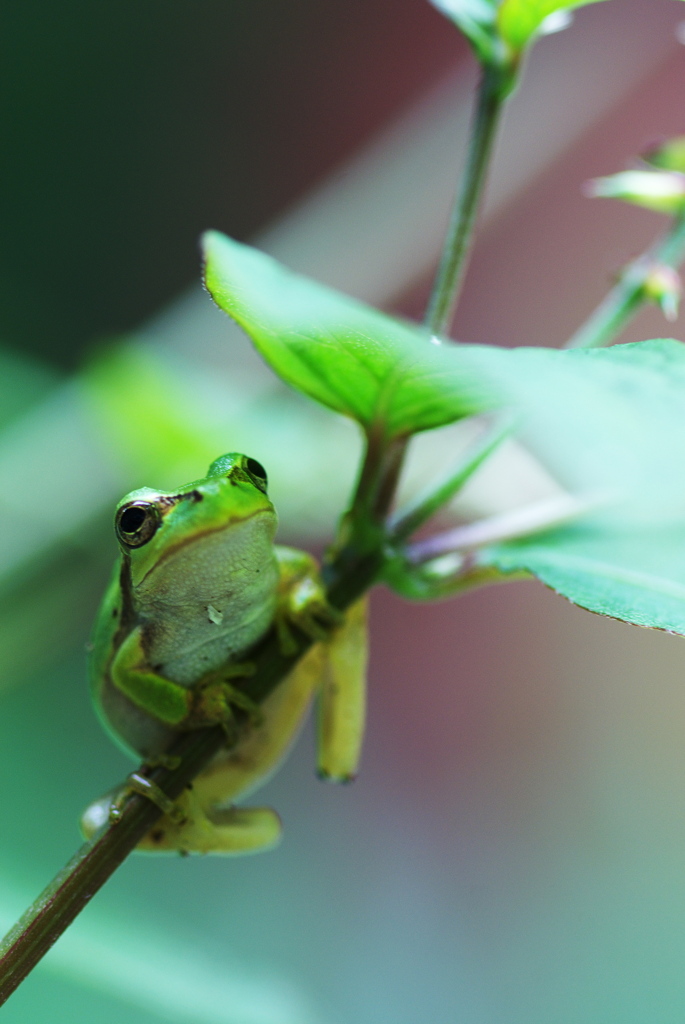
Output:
[{"xmin": 0, "ymin": 0, "xmax": 461, "ymax": 367}]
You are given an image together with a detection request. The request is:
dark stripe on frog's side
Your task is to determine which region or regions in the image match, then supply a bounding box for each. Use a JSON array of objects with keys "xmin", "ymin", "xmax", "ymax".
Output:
[
  {"xmin": 99, "ymin": 553, "xmax": 137, "ymax": 705},
  {"xmin": 114, "ymin": 552, "xmax": 137, "ymax": 648}
]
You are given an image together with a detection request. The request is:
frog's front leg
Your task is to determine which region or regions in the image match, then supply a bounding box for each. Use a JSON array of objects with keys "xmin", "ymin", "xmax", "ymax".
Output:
[
  {"xmin": 111, "ymin": 627, "xmax": 257, "ymax": 730},
  {"xmin": 137, "ymin": 788, "xmax": 282, "ymax": 855},
  {"xmin": 111, "ymin": 627, "xmax": 193, "ymax": 726}
]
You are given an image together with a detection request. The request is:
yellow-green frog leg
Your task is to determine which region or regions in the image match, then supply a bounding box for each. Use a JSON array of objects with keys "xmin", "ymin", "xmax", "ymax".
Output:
[
  {"xmin": 81, "ymin": 786, "xmax": 281, "ymax": 855},
  {"xmin": 187, "ymin": 641, "xmax": 326, "ymax": 811},
  {"xmin": 111, "ymin": 626, "xmax": 192, "ymax": 726},
  {"xmin": 274, "ymin": 547, "xmax": 368, "ymax": 782},
  {"xmin": 137, "ymin": 788, "xmax": 282, "ymax": 855},
  {"xmin": 317, "ymin": 596, "xmax": 368, "ymax": 782}
]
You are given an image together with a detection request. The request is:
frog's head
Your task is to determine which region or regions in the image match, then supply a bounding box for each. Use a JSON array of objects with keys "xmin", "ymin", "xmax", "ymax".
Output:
[{"xmin": 113, "ymin": 453, "xmax": 276, "ymax": 586}]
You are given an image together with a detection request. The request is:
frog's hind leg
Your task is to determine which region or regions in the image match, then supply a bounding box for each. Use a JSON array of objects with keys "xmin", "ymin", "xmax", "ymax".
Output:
[
  {"xmin": 137, "ymin": 788, "xmax": 282, "ymax": 855},
  {"xmin": 317, "ymin": 596, "xmax": 368, "ymax": 783},
  {"xmin": 274, "ymin": 544, "xmax": 369, "ymax": 783}
]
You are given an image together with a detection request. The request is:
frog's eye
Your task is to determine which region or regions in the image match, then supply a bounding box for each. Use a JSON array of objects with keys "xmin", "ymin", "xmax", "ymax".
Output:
[
  {"xmin": 115, "ymin": 501, "xmax": 161, "ymax": 547},
  {"xmin": 244, "ymin": 457, "xmax": 268, "ymax": 493}
]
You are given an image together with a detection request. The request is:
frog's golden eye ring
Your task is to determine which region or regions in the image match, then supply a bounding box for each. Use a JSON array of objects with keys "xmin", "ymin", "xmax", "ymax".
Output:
[
  {"xmin": 244, "ymin": 457, "xmax": 268, "ymax": 494},
  {"xmin": 115, "ymin": 501, "xmax": 161, "ymax": 548}
]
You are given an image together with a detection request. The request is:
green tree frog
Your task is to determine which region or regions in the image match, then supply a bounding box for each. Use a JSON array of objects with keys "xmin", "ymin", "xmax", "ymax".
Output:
[{"xmin": 82, "ymin": 453, "xmax": 367, "ymax": 855}]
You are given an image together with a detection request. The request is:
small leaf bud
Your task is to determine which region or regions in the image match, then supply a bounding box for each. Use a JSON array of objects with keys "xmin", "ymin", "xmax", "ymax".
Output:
[
  {"xmin": 642, "ymin": 264, "xmax": 682, "ymax": 322},
  {"xmin": 584, "ymin": 170, "xmax": 685, "ymax": 216}
]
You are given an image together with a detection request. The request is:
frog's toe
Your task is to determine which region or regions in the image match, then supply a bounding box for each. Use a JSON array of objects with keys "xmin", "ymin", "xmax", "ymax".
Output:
[
  {"xmin": 193, "ymin": 678, "xmax": 262, "ymax": 730},
  {"xmin": 137, "ymin": 790, "xmax": 282, "ymax": 855}
]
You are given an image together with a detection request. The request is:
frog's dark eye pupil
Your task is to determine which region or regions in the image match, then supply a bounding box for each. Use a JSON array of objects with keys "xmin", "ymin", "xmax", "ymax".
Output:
[
  {"xmin": 115, "ymin": 502, "xmax": 160, "ymax": 547},
  {"xmin": 245, "ymin": 457, "xmax": 268, "ymax": 490},
  {"xmin": 120, "ymin": 506, "xmax": 147, "ymax": 533}
]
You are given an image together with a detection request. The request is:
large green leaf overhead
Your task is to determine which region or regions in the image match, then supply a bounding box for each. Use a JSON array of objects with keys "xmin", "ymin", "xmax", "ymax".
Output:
[
  {"xmin": 204, "ymin": 230, "xmax": 685, "ymax": 635},
  {"xmin": 450, "ymin": 340, "xmax": 685, "ymax": 634},
  {"xmin": 455, "ymin": 340, "xmax": 685, "ymax": 526},
  {"xmin": 203, "ymin": 231, "xmax": 490, "ymax": 438}
]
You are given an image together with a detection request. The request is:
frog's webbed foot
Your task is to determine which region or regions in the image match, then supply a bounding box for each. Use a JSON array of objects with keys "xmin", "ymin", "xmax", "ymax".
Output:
[
  {"xmin": 137, "ymin": 788, "xmax": 282, "ymax": 855},
  {"xmin": 81, "ymin": 783, "xmax": 281, "ymax": 855}
]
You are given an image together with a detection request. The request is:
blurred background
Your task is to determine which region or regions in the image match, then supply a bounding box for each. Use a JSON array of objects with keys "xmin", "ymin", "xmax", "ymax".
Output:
[{"xmin": 2, "ymin": 1, "xmax": 685, "ymax": 1021}]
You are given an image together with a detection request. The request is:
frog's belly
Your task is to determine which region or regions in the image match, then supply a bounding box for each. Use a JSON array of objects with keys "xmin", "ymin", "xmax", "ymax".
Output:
[{"xmin": 147, "ymin": 590, "xmax": 276, "ymax": 686}]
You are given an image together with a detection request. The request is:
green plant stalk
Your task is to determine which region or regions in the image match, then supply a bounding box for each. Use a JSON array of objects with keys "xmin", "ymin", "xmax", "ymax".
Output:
[
  {"xmin": 424, "ymin": 65, "xmax": 508, "ymax": 337},
  {"xmin": 347, "ymin": 62, "xmax": 512, "ymax": 549},
  {"xmin": 565, "ymin": 214, "xmax": 685, "ymax": 350}
]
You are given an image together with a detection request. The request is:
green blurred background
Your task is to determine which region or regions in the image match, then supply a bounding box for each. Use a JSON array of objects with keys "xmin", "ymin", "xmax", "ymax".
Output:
[{"xmin": 3, "ymin": 2, "xmax": 685, "ymax": 1022}]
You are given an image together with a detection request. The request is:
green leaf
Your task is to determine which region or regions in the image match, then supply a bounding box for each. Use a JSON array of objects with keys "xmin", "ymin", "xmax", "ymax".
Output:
[
  {"xmin": 497, "ymin": 0, "xmax": 608, "ymax": 55},
  {"xmin": 482, "ymin": 523, "xmax": 685, "ymax": 634},
  {"xmin": 202, "ymin": 231, "xmax": 490, "ymax": 438},
  {"xmin": 443, "ymin": 339, "xmax": 685, "ymax": 634},
  {"xmin": 428, "ymin": 0, "xmax": 499, "ymax": 63},
  {"xmin": 201, "ymin": 233, "xmax": 685, "ymax": 635},
  {"xmin": 585, "ymin": 170, "xmax": 685, "ymax": 216}
]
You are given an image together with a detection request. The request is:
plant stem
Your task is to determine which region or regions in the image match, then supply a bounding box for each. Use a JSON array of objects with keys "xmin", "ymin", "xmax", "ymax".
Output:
[
  {"xmin": 565, "ymin": 214, "xmax": 685, "ymax": 350},
  {"xmin": 424, "ymin": 66, "xmax": 507, "ymax": 337},
  {"xmin": 348, "ymin": 65, "xmax": 510, "ymax": 550},
  {"xmin": 0, "ymin": 544, "xmax": 379, "ymax": 1006}
]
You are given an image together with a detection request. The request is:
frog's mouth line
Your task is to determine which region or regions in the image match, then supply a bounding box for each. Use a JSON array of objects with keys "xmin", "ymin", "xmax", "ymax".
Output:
[{"xmin": 133, "ymin": 507, "xmax": 275, "ymax": 589}]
